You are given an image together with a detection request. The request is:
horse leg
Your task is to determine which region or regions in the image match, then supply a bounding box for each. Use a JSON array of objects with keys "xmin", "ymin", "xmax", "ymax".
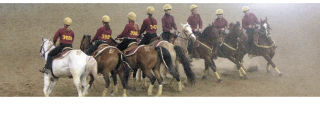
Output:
[
  {"xmin": 102, "ymin": 73, "xmax": 110, "ymax": 96},
  {"xmin": 119, "ymin": 71, "xmax": 128, "ymax": 97},
  {"xmin": 228, "ymin": 57, "xmax": 248, "ymax": 79},
  {"xmin": 47, "ymin": 78, "xmax": 57, "ymax": 96},
  {"xmin": 208, "ymin": 57, "xmax": 222, "ymax": 83},
  {"xmin": 111, "ymin": 71, "xmax": 118, "ymax": 96},
  {"xmin": 153, "ymin": 66, "xmax": 164, "ymax": 96},
  {"xmin": 263, "ymin": 55, "xmax": 282, "ymax": 76},
  {"xmin": 71, "ymin": 72, "xmax": 83, "ymax": 97},
  {"xmin": 144, "ymin": 69, "xmax": 157, "ymax": 96},
  {"xmin": 81, "ymin": 74, "xmax": 90, "ymax": 96},
  {"xmin": 266, "ymin": 63, "xmax": 271, "ymax": 73},
  {"xmin": 43, "ymin": 74, "xmax": 51, "ymax": 97},
  {"xmin": 201, "ymin": 60, "xmax": 209, "ymax": 80},
  {"xmin": 133, "ymin": 69, "xmax": 138, "ymax": 90}
]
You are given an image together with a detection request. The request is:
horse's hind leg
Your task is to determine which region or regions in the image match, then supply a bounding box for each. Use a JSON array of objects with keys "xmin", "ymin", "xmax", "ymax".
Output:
[
  {"xmin": 71, "ymin": 72, "xmax": 83, "ymax": 97},
  {"xmin": 111, "ymin": 71, "xmax": 118, "ymax": 95},
  {"xmin": 263, "ymin": 55, "xmax": 282, "ymax": 76},
  {"xmin": 144, "ymin": 69, "xmax": 157, "ymax": 96},
  {"xmin": 102, "ymin": 73, "xmax": 110, "ymax": 96},
  {"xmin": 154, "ymin": 65, "xmax": 164, "ymax": 96},
  {"xmin": 81, "ymin": 74, "xmax": 90, "ymax": 96},
  {"xmin": 266, "ymin": 63, "xmax": 271, "ymax": 73},
  {"xmin": 201, "ymin": 60, "xmax": 209, "ymax": 80}
]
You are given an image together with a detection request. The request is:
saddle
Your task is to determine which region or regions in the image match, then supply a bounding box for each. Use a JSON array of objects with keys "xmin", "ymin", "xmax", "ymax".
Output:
[{"xmin": 52, "ymin": 47, "xmax": 72, "ymax": 59}]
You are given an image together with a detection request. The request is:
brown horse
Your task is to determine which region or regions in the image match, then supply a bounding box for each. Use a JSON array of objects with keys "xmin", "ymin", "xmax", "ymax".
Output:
[
  {"xmin": 178, "ymin": 23, "xmax": 223, "ymax": 82},
  {"xmin": 148, "ymin": 37, "xmax": 196, "ymax": 91},
  {"xmin": 116, "ymin": 38, "xmax": 179, "ymax": 96},
  {"xmin": 211, "ymin": 22, "xmax": 249, "ymax": 79},
  {"xmin": 80, "ymin": 35, "xmax": 130, "ymax": 96},
  {"xmin": 244, "ymin": 17, "xmax": 282, "ymax": 76}
]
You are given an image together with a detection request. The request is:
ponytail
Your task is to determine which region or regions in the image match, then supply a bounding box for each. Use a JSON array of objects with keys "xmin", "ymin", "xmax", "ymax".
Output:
[
  {"xmin": 104, "ymin": 22, "xmax": 110, "ymax": 31},
  {"xmin": 148, "ymin": 14, "xmax": 154, "ymax": 25}
]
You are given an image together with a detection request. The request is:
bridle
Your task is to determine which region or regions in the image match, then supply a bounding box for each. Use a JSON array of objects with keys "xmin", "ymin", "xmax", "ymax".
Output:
[{"xmin": 40, "ymin": 38, "xmax": 54, "ymax": 58}]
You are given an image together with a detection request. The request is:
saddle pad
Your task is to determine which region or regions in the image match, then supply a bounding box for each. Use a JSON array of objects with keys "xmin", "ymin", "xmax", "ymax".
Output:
[
  {"xmin": 53, "ymin": 49, "xmax": 72, "ymax": 59},
  {"xmin": 125, "ymin": 45, "xmax": 145, "ymax": 57},
  {"xmin": 94, "ymin": 46, "xmax": 119, "ymax": 58}
]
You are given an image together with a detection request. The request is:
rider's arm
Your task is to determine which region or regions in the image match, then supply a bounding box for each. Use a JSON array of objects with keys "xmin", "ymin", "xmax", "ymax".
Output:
[
  {"xmin": 117, "ymin": 24, "xmax": 129, "ymax": 38},
  {"xmin": 199, "ymin": 14, "xmax": 203, "ymax": 29},
  {"xmin": 172, "ymin": 16, "xmax": 177, "ymax": 30},
  {"xmin": 53, "ymin": 29, "xmax": 60, "ymax": 45},
  {"xmin": 92, "ymin": 28, "xmax": 101, "ymax": 42}
]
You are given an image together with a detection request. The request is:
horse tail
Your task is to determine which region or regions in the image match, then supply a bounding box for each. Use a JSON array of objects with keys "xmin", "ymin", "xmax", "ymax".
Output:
[
  {"xmin": 117, "ymin": 52, "xmax": 130, "ymax": 88},
  {"xmin": 174, "ymin": 45, "xmax": 196, "ymax": 84},
  {"xmin": 155, "ymin": 46, "xmax": 180, "ymax": 80},
  {"xmin": 86, "ymin": 56, "xmax": 98, "ymax": 88}
]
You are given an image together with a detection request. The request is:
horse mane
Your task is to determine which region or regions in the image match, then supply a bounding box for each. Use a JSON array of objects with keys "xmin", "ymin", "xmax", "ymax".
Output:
[{"xmin": 199, "ymin": 24, "xmax": 214, "ymax": 40}]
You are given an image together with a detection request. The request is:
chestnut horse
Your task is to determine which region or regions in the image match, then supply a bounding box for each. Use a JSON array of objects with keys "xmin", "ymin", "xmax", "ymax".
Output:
[
  {"xmin": 80, "ymin": 35, "xmax": 130, "ymax": 97},
  {"xmin": 116, "ymin": 38, "xmax": 179, "ymax": 96}
]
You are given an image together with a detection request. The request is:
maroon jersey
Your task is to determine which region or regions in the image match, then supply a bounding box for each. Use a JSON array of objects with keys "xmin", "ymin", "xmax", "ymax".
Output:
[
  {"xmin": 187, "ymin": 13, "xmax": 203, "ymax": 31},
  {"xmin": 161, "ymin": 14, "xmax": 177, "ymax": 32},
  {"xmin": 53, "ymin": 27, "xmax": 74, "ymax": 45},
  {"xmin": 93, "ymin": 26, "xmax": 112, "ymax": 42},
  {"xmin": 213, "ymin": 17, "xmax": 228, "ymax": 30},
  {"xmin": 242, "ymin": 12, "xmax": 259, "ymax": 30},
  {"xmin": 117, "ymin": 21, "xmax": 139, "ymax": 38},
  {"xmin": 140, "ymin": 17, "xmax": 157, "ymax": 34}
]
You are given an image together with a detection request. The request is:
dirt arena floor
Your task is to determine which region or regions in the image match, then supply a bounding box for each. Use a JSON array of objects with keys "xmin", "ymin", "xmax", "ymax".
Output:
[{"xmin": 0, "ymin": 3, "xmax": 319, "ymax": 96}]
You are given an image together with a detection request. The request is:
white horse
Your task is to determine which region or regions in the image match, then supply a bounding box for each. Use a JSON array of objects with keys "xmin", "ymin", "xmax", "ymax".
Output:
[{"xmin": 40, "ymin": 38, "xmax": 98, "ymax": 97}]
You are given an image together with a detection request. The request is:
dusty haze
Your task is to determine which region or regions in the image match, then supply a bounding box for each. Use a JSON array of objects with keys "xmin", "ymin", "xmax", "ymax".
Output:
[{"xmin": 0, "ymin": 3, "xmax": 319, "ymax": 96}]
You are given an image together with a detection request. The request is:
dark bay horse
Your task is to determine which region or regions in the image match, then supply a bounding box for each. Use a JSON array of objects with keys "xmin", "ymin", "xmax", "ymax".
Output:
[
  {"xmin": 80, "ymin": 35, "xmax": 130, "ymax": 96},
  {"xmin": 211, "ymin": 22, "xmax": 249, "ymax": 79},
  {"xmin": 116, "ymin": 38, "xmax": 179, "ymax": 96},
  {"xmin": 179, "ymin": 23, "xmax": 223, "ymax": 83},
  {"xmin": 244, "ymin": 17, "xmax": 282, "ymax": 76}
]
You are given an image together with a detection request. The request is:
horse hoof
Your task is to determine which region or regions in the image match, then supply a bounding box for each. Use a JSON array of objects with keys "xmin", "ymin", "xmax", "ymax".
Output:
[
  {"xmin": 243, "ymin": 76, "xmax": 248, "ymax": 80},
  {"xmin": 217, "ymin": 79, "xmax": 223, "ymax": 83}
]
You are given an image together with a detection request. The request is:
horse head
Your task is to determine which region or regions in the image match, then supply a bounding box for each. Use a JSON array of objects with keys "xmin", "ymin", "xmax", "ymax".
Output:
[
  {"xmin": 181, "ymin": 23, "xmax": 196, "ymax": 41},
  {"xmin": 40, "ymin": 38, "xmax": 54, "ymax": 58},
  {"xmin": 260, "ymin": 17, "xmax": 272, "ymax": 36},
  {"xmin": 80, "ymin": 34, "xmax": 91, "ymax": 52}
]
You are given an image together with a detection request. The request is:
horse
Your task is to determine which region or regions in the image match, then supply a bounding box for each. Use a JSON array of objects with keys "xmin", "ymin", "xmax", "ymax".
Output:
[
  {"xmin": 147, "ymin": 36, "xmax": 196, "ymax": 91},
  {"xmin": 116, "ymin": 37, "xmax": 179, "ymax": 96},
  {"xmin": 39, "ymin": 38, "xmax": 98, "ymax": 97},
  {"xmin": 176, "ymin": 23, "xmax": 223, "ymax": 83},
  {"xmin": 209, "ymin": 22, "xmax": 249, "ymax": 79},
  {"xmin": 244, "ymin": 17, "xmax": 282, "ymax": 76},
  {"xmin": 80, "ymin": 35, "xmax": 130, "ymax": 97}
]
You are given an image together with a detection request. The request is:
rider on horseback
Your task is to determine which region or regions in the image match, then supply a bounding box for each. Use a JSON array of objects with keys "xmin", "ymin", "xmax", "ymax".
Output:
[
  {"xmin": 40, "ymin": 17, "xmax": 74, "ymax": 74},
  {"xmin": 86, "ymin": 15, "xmax": 115, "ymax": 55},
  {"xmin": 212, "ymin": 8, "xmax": 229, "ymax": 59},
  {"xmin": 241, "ymin": 6, "xmax": 260, "ymax": 54},
  {"xmin": 187, "ymin": 4, "xmax": 203, "ymax": 60},
  {"xmin": 138, "ymin": 6, "xmax": 158, "ymax": 45},
  {"xmin": 161, "ymin": 4, "xmax": 178, "ymax": 42},
  {"xmin": 116, "ymin": 12, "xmax": 140, "ymax": 53}
]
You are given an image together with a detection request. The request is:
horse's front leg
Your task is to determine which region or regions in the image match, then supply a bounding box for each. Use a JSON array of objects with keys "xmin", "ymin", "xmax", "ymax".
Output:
[
  {"xmin": 208, "ymin": 57, "xmax": 222, "ymax": 83},
  {"xmin": 43, "ymin": 74, "xmax": 52, "ymax": 97},
  {"xmin": 263, "ymin": 55, "xmax": 282, "ymax": 76}
]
